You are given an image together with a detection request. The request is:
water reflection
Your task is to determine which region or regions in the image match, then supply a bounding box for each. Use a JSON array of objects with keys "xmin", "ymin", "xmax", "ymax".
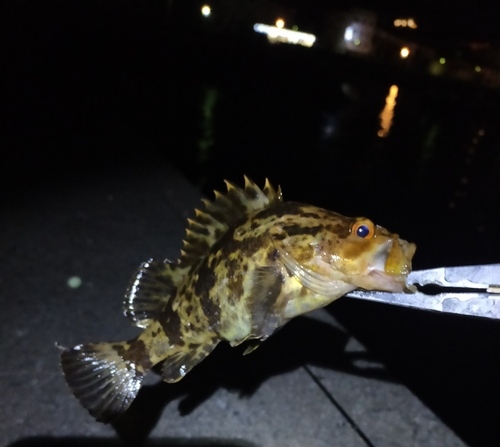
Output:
[
  {"xmin": 197, "ymin": 88, "xmax": 218, "ymax": 162},
  {"xmin": 377, "ymin": 85, "xmax": 398, "ymax": 137},
  {"xmin": 448, "ymin": 127, "xmax": 487, "ymax": 225}
]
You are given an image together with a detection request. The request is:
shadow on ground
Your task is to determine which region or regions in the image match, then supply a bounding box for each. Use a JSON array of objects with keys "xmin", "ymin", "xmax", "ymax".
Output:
[
  {"xmin": 108, "ymin": 316, "xmax": 395, "ymax": 445},
  {"xmin": 329, "ymin": 298, "xmax": 500, "ymax": 447}
]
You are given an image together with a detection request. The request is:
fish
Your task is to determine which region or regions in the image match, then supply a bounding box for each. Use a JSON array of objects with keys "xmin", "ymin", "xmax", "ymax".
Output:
[{"xmin": 60, "ymin": 177, "xmax": 416, "ymax": 423}]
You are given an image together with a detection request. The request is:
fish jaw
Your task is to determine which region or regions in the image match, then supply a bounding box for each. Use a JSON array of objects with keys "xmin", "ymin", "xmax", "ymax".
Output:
[
  {"xmin": 384, "ymin": 237, "xmax": 416, "ymax": 276},
  {"xmin": 349, "ymin": 237, "xmax": 416, "ymax": 292},
  {"xmin": 350, "ymin": 270, "xmax": 407, "ymax": 292}
]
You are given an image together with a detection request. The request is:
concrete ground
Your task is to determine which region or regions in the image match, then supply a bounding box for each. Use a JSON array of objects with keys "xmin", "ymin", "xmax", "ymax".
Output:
[{"xmin": 1, "ymin": 165, "xmax": 468, "ymax": 447}]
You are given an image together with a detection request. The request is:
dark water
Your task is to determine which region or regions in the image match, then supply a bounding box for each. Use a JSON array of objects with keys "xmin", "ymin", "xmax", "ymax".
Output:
[{"xmin": 4, "ymin": 3, "xmax": 500, "ymax": 445}]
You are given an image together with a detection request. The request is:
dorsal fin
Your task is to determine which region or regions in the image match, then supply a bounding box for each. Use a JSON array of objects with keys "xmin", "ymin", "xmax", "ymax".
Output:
[
  {"xmin": 125, "ymin": 178, "xmax": 282, "ymax": 326},
  {"xmin": 178, "ymin": 176, "xmax": 283, "ymax": 268},
  {"xmin": 124, "ymin": 259, "xmax": 187, "ymax": 328}
]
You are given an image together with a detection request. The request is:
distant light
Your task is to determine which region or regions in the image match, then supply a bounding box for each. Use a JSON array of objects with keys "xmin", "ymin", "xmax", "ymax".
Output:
[
  {"xmin": 475, "ymin": 66, "xmax": 481, "ymax": 72},
  {"xmin": 400, "ymin": 47, "xmax": 410, "ymax": 58},
  {"xmin": 407, "ymin": 18, "xmax": 417, "ymax": 28},
  {"xmin": 394, "ymin": 18, "xmax": 417, "ymax": 28},
  {"xmin": 344, "ymin": 26, "xmax": 354, "ymax": 41},
  {"xmin": 253, "ymin": 23, "xmax": 316, "ymax": 48},
  {"xmin": 292, "ymin": 25, "xmax": 298, "ymax": 31},
  {"xmin": 354, "ymin": 38, "xmax": 361, "ymax": 46},
  {"xmin": 67, "ymin": 276, "xmax": 82, "ymax": 289},
  {"xmin": 201, "ymin": 5, "xmax": 211, "ymax": 17},
  {"xmin": 276, "ymin": 18, "xmax": 285, "ymax": 29},
  {"xmin": 439, "ymin": 57, "xmax": 446, "ymax": 64}
]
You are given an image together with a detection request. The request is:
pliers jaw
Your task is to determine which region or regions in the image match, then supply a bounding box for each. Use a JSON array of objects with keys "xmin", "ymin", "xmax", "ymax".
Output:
[{"xmin": 345, "ymin": 264, "xmax": 500, "ymax": 320}]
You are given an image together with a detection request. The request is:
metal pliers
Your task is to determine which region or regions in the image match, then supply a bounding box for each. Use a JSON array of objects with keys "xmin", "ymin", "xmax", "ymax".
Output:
[{"xmin": 346, "ymin": 264, "xmax": 500, "ymax": 319}]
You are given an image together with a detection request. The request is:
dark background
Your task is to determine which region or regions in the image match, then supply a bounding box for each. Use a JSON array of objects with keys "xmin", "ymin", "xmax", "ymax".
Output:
[{"xmin": 3, "ymin": 1, "xmax": 500, "ymax": 446}]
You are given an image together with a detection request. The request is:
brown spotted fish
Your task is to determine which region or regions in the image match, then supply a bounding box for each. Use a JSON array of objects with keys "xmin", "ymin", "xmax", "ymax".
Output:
[{"xmin": 61, "ymin": 177, "xmax": 416, "ymax": 422}]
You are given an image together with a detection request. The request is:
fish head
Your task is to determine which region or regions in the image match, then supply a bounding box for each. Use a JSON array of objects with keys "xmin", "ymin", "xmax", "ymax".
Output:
[
  {"xmin": 274, "ymin": 207, "xmax": 416, "ymax": 295},
  {"xmin": 323, "ymin": 217, "xmax": 417, "ymax": 292}
]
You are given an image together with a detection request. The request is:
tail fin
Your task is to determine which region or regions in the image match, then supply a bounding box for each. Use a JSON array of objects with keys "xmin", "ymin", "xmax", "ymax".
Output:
[{"xmin": 61, "ymin": 341, "xmax": 147, "ymax": 423}]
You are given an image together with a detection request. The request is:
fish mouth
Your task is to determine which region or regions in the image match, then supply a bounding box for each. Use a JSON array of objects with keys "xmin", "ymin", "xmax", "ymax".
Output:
[
  {"xmin": 354, "ymin": 238, "xmax": 416, "ymax": 292},
  {"xmin": 352, "ymin": 269, "xmax": 407, "ymax": 292},
  {"xmin": 363, "ymin": 270, "xmax": 408, "ymax": 292},
  {"xmin": 384, "ymin": 238, "xmax": 416, "ymax": 276}
]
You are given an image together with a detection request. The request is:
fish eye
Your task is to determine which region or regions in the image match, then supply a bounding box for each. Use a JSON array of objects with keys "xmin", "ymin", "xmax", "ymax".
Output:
[
  {"xmin": 357, "ymin": 225, "xmax": 370, "ymax": 237},
  {"xmin": 352, "ymin": 220, "xmax": 375, "ymax": 239}
]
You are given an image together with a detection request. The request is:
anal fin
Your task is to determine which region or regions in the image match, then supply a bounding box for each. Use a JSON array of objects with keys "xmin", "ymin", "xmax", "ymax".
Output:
[
  {"xmin": 124, "ymin": 259, "xmax": 186, "ymax": 328},
  {"xmin": 161, "ymin": 341, "xmax": 219, "ymax": 383},
  {"xmin": 243, "ymin": 340, "xmax": 262, "ymax": 355}
]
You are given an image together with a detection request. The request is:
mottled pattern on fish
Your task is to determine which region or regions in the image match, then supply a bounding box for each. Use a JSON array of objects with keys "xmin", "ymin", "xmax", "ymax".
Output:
[{"xmin": 61, "ymin": 177, "xmax": 416, "ymax": 423}]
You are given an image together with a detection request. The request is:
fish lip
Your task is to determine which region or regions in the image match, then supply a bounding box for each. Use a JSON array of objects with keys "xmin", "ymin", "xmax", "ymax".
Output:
[
  {"xmin": 362, "ymin": 237, "xmax": 415, "ymax": 292},
  {"xmin": 349, "ymin": 269, "xmax": 408, "ymax": 292},
  {"xmin": 376, "ymin": 238, "xmax": 415, "ymax": 276},
  {"xmin": 367, "ymin": 269, "xmax": 407, "ymax": 292}
]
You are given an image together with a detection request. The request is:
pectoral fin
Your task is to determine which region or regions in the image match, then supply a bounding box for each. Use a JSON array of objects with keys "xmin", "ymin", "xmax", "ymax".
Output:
[{"xmin": 248, "ymin": 266, "xmax": 285, "ymax": 339}]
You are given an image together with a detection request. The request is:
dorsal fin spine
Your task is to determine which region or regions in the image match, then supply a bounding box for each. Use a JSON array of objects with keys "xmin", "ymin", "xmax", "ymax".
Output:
[
  {"xmin": 276, "ymin": 185, "xmax": 283, "ymax": 202},
  {"xmin": 224, "ymin": 180, "xmax": 249, "ymax": 206},
  {"xmin": 194, "ymin": 208, "xmax": 226, "ymax": 230},
  {"xmin": 179, "ymin": 178, "xmax": 283, "ymax": 268},
  {"xmin": 186, "ymin": 228, "xmax": 209, "ymax": 243},
  {"xmin": 263, "ymin": 178, "xmax": 277, "ymax": 201},
  {"xmin": 187, "ymin": 218, "xmax": 211, "ymax": 236},
  {"xmin": 214, "ymin": 190, "xmax": 245, "ymax": 214}
]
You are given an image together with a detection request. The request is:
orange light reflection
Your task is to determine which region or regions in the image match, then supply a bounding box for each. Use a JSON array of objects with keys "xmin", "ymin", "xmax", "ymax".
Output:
[{"xmin": 378, "ymin": 85, "xmax": 399, "ymax": 138}]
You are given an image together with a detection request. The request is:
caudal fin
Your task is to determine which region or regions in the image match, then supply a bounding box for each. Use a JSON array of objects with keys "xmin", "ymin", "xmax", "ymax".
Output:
[{"xmin": 61, "ymin": 341, "xmax": 147, "ymax": 423}]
